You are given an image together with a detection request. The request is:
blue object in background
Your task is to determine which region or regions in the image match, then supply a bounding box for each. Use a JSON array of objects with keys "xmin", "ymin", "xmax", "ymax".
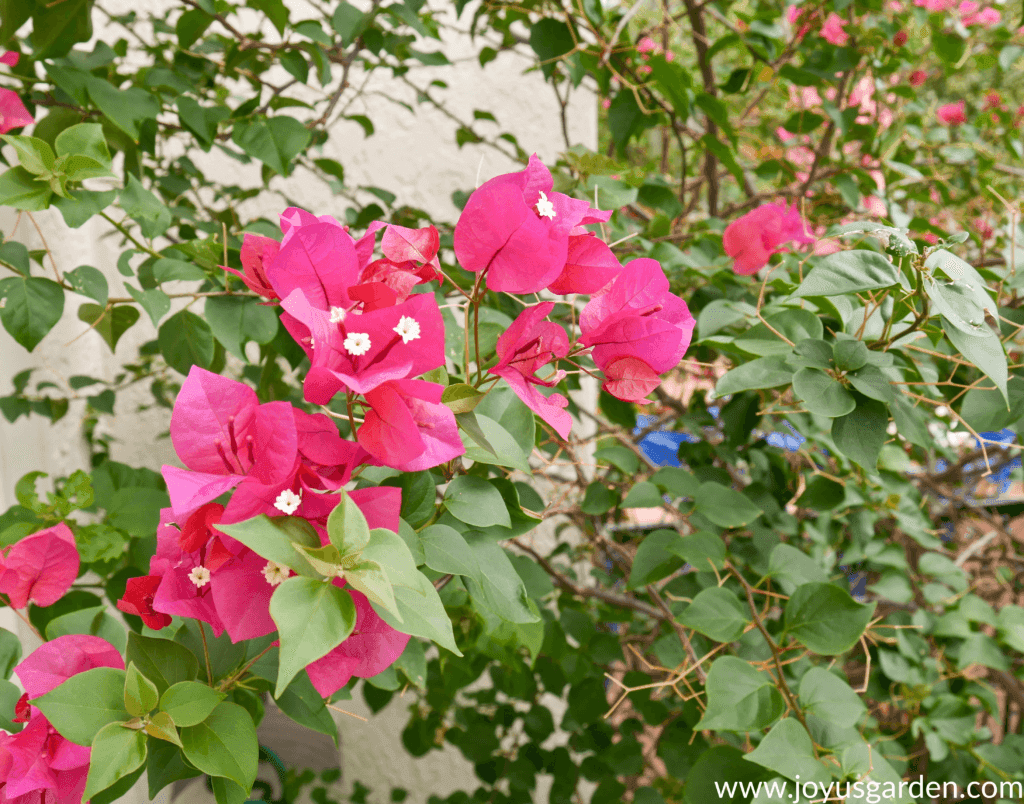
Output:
[{"xmin": 634, "ymin": 414, "xmax": 699, "ymax": 467}]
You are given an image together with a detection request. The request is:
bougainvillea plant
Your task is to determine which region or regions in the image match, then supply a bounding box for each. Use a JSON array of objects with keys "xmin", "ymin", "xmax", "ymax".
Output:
[{"xmin": 2, "ymin": 1, "xmax": 1024, "ymax": 804}]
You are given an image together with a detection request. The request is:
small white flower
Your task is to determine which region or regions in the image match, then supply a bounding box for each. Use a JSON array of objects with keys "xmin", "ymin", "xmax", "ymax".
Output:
[
  {"xmin": 535, "ymin": 191, "xmax": 556, "ymax": 219},
  {"xmin": 935, "ymin": 406, "xmax": 949, "ymax": 418},
  {"xmin": 329, "ymin": 306, "xmax": 347, "ymax": 324},
  {"xmin": 188, "ymin": 566, "xmax": 211, "ymax": 588},
  {"xmin": 343, "ymin": 332, "xmax": 371, "ymax": 356},
  {"xmin": 261, "ymin": 560, "xmax": 291, "ymax": 587},
  {"xmin": 886, "ymin": 422, "xmax": 897, "ymax": 436},
  {"xmin": 393, "ymin": 316, "xmax": 421, "ymax": 344},
  {"xmin": 274, "ymin": 488, "xmax": 302, "ymax": 514}
]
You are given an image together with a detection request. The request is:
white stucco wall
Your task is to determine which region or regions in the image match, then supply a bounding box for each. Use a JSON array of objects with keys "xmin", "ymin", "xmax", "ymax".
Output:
[{"xmin": 0, "ymin": 2, "xmax": 596, "ymax": 802}]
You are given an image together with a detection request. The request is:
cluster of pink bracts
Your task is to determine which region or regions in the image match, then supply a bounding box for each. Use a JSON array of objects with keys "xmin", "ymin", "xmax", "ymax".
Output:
[{"xmin": 0, "ymin": 156, "xmax": 700, "ymax": 803}]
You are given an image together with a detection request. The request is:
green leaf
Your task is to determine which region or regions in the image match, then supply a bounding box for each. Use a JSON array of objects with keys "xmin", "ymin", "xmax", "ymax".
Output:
[
  {"xmin": 125, "ymin": 634, "xmax": 200, "ymax": 698},
  {"xmin": 159, "ymin": 680, "xmax": 226, "ymax": 727},
  {"xmin": 0, "ymin": 276, "xmax": 64, "ymax": 350},
  {"xmin": 152, "ymin": 258, "xmax": 204, "ymax": 283},
  {"xmin": 0, "ymin": 628, "xmax": 21, "ymax": 680},
  {"xmin": 695, "ymin": 656, "xmax": 785, "ymax": 732},
  {"xmin": 29, "ymin": 0, "xmax": 96, "ymax": 58},
  {"xmin": 943, "ymin": 318, "xmax": 1008, "ymax": 403},
  {"xmin": 143, "ymin": 710, "xmax": 182, "ymax": 747},
  {"xmin": 393, "ymin": 638, "xmax": 427, "ymax": 689},
  {"xmin": 82, "ymin": 722, "xmax": 148, "ymax": 802},
  {"xmin": 679, "ymin": 587, "xmax": 749, "ymax": 642},
  {"xmin": 0, "ymin": 240, "xmax": 29, "ymax": 276},
  {"xmin": 793, "ymin": 251, "xmax": 899, "ymax": 297},
  {"xmin": 217, "ymin": 515, "xmax": 319, "ymax": 577},
  {"xmin": 693, "ymin": 482, "xmax": 762, "ymax": 528},
  {"xmin": 270, "ymin": 576, "xmax": 357, "ymax": 697},
  {"xmin": 119, "ymin": 175, "xmax": 171, "ymax": 239},
  {"xmin": 63, "ymin": 264, "xmax": 109, "ymax": 302},
  {"xmin": 357, "ymin": 526, "xmax": 421, "ymax": 589},
  {"xmin": 735, "ymin": 310, "xmax": 823, "ymax": 357},
  {"xmin": 77, "ymin": 303, "xmax": 139, "ymax": 352},
  {"xmin": 45, "ymin": 605, "xmax": 127, "ymax": 653},
  {"xmin": 204, "ymin": 296, "xmax": 279, "ymax": 359},
  {"xmin": 784, "ymin": 583, "xmax": 876, "ymax": 655},
  {"xmin": 442, "ymin": 383, "xmax": 484, "ymax": 414},
  {"xmin": 87, "ymin": 78, "xmax": 160, "ymax": 142},
  {"xmin": 53, "ymin": 189, "xmax": 116, "ymax": 228},
  {"xmin": 126, "ymin": 284, "xmax": 171, "ymax": 327},
  {"xmin": 180, "ymin": 701, "xmax": 258, "ymax": 791},
  {"xmin": 419, "ymin": 524, "xmax": 479, "ymax": 576},
  {"xmin": 443, "ymin": 476, "xmax": 510, "ymax": 528},
  {"xmin": 273, "ymin": 670, "xmax": 338, "ymax": 745},
  {"xmin": 232, "ymin": 117, "xmax": 311, "ymax": 176},
  {"xmin": 794, "ymin": 476, "xmax": 846, "ymax": 512},
  {"xmin": 580, "ymin": 481, "xmax": 616, "ymax": 515},
  {"xmin": 768, "ymin": 546, "xmax": 830, "ymax": 594},
  {"xmin": 331, "ymin": 3, "xmax": 367, "ymax": 45},
  {"xmin": 830, "ymin": 396, "xmax": 888, "ymax": 470},
  {"xmin": 32, "ymin": 666, "xmax": 129, "ymax": 746},
  {"xmin": 529, "ymin": 18, "xmax": 575, "ymax": 79},
  {"xmin": 176, "ymin": 97, "xmax": 229, "ymax": 149},
  {"xmin": 326, "ymin": 490, "xmax": 372, "ymax": 556},
  {"xmin": 714, "ymin": 355, "xmax": 794, "ymax": 397},
  {"xmin": 666, "ymin": 531, "xmax": 726, "ymax": 571},
  {"xmin": 0, "ymin": 167, "xmax": 53, "ymax": 210},
  {"xmin": 124, "ymin": 661, "xmax": 159, "ymax": 717},
  {"xmin": 650, "ymin": 467, "xmax": 699, "ymax": 499},
  {"xmin": 55, "ymin": 122, "xmax": 112, "ymax": 165},
  {"xmin": 370, "ymin": 572, "xmax": 461, "ymax": 656},
  {"xmin": 847, "ymin": 365, "xmax": 895, "ymax": 403},
  {"xmin": 146, "ymin": 739, "xmax": 201, "ymax": 800},
  {"xmin": 627, "ymin": 530, "xmax": 685, "ymax": 589},
  {"xmin": 792, "ymin": 368, "xmax": 856, "ymax": 417},
  {"xmin": 159, "ymin": 310, "xmax": 215, "ymax": 375},
  {"xmin": 621, "ymin": 481, "xmax": 664, "ymax": 508},
  {"xmin": 798, "ymin": 667, "xmax": 866, "ymax": 728},
  {"xmin": 463, "ymin": 534, "xmax": 539, "ymax": 624},
  {"xmin": 1, "ymin": 135, "xmax": 55, "ymax": 175},
  {"xmin": 743, "ymin": 718, "xmax": 831, "ymax": 785}
]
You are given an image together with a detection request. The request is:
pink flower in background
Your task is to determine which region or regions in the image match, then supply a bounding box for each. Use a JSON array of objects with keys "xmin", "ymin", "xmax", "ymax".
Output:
[
  {"xmin": 723, "ymin": 202, "xmax": 814, "ymax": 275},
  {"xmin": 453, "ymin": 154, "xmax": 595, "ymax": 293},
  {"xmin": 0, "ymin": 90, "xmax": 33, "ymax": 136},
  {"xmin": 0, "ymin": 524, "xmax": 79, "ymax": 609},
  {"xmin": 893, "ymin": 30, "xmax": 908, "ymax": 46},
  {"xmin": 1, "ymin": 636, "xmax": 124, "ymax": 804},
  {"xmin": 305, "ymin": 588, "xmax": 410, "ymax": 698},
  {"xmin": 908, "ymin": 70, "xmax": 927, "ymax": 87},
  {"xmin": 490, "ymin": 303, "xmax": 572, "ymax": 439},
  {"xmin": 813, "ymin": 239, "xmax": 843, "ymax": 256},
  {"xmin": 221, "ymin": 234, "xmax": 281, "ymax": 300},
  {"xmin": 959, "ymin": 1, "xmax": 1000, "ymax": 25},
  {"xmin": 937, "ymin": 100, "xmax": 967, "ymax": 125},
  {"xmin": 863, "ymin": 195, "xmax": 888, "ymax": 218},
  {"xmin": 820, "ymin": 13, "xmax": 849, "ymax": 46},
  {"xmin": 914, "ymin": 0, "xmax": 957, "ymax": 9},
  {"xmin": 17, "ymin": 636, "xmax": 124, "ymax": 701},
  {"xmin": 636, "ymin": 36, "xmax": 657, "ymax": 53},
  {"xmin": 0, "ymin": 51, "xmax": 33, "ymax": 136}
]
